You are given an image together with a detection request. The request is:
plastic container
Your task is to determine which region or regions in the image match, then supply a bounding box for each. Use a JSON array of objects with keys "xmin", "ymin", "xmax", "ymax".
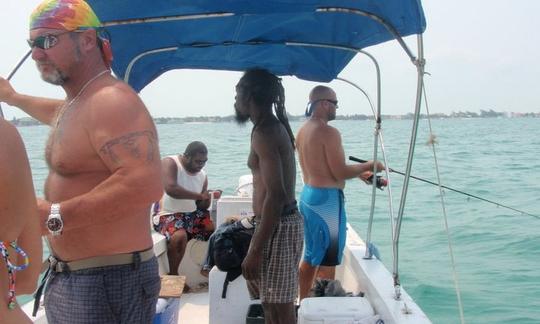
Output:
[
  {"xmin": 216, "ymin": 195, "xmax": 253, "ymax": 226},
  {"xmin": 236, "ymin": 174, "xmax": 253, "ymax": 197},
  {"xmin": 298, "ymin": 297, "xmax": 377, "ymax": 324}
]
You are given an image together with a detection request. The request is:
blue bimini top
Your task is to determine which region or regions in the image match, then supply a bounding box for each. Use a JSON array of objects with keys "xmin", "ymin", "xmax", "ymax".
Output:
[{"xmin": 87, "ymin": 0, "xmax": 426, "ymax": 92}]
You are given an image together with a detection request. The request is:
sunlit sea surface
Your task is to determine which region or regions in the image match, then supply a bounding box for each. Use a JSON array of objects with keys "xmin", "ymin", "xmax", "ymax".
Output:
[{"xmin": 16, "ymin": 118, "xmax": 540, "ymax": 323}]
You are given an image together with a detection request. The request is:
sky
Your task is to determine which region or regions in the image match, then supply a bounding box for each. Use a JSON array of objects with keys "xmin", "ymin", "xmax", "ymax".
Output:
[{"xmin": 1, "ymin": 1, "xmax": 539, "ymax": 119}]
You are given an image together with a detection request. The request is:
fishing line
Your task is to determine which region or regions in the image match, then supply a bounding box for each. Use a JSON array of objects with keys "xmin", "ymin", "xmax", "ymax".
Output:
[
  {"xmin": 0, "ymin": 50, "xmax": 32, "ymax": 119},
  {"xmin": 422, "ymin": 80, "xmax": 465, "ymax": 324},
  {"xmin": 349, "ymin": 155, "xmax": 540, "ymax": 219}
]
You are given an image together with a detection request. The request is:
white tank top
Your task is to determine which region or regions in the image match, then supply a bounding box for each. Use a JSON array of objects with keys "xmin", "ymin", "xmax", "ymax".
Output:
[{"xmin": 161, "ymin": 155, "xmax": 207, "ymax": 213}]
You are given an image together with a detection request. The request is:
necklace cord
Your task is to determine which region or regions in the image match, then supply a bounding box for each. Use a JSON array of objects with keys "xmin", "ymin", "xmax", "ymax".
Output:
[{"xmin": 54, "ymin": 69, "xmax": 110, "ymax": 128}]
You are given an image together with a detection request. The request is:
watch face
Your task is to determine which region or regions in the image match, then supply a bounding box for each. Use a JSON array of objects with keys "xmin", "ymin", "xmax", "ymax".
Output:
[{"xmin": 47, "ymin": 217, "xmax": 63, "ymax": 232}]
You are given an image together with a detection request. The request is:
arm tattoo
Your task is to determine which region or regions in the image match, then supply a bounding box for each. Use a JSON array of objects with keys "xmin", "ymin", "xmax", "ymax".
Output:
[{"xmin": 99, "ymin": 130, "xmax": 157, "ymax": 164}]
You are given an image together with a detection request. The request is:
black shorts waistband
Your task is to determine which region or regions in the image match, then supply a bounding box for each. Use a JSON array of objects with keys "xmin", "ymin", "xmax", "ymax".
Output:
[{"xmin": 282, "ymin": 200, "xmax": 298, "ymax": 216}]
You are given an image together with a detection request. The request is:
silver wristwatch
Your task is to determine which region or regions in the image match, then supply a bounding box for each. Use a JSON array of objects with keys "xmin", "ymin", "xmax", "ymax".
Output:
[{"xmin": 46, "ymin": 203, "xmax": 64, "ymax": 236}]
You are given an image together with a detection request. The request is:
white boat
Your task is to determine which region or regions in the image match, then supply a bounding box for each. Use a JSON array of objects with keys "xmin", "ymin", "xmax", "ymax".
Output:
[
  {"xmin": 24, "ymin": 180, "xmax": 430, "ymax": 324},
  {"xmin": 22, "ymin": 0, "xmax": 435, "ymax": 323}
]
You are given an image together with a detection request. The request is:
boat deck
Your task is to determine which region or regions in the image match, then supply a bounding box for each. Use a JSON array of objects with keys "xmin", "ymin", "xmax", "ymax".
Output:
[
  {"xmin": 24, "ymin": 213, "xmax": 431, "ymax": 324},
  {"xmin": 178, "ymin": 291, "xmax": 210, "ymax": 324}
]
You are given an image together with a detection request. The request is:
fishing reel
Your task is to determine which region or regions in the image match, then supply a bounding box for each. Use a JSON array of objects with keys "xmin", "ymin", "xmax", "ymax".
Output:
[{"xmin": 366, "ymin": 174, "xmax": 388, "ymax": 190}]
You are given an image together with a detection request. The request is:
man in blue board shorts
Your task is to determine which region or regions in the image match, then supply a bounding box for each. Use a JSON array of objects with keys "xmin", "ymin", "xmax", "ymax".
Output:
[{"xmin": 296, "ymin": 85, "xmax": 384, "ymax": 300}]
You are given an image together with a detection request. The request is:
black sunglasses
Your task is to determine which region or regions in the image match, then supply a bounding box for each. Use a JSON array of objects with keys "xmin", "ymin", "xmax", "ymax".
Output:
[
  {"xmin": 308, "ymin": 99, "xmax": 338, "ymax": 108},
  {"xmin": 27, "ymin": 31, "xmax": 72, "ymax": 50},
  {"xmin": 324, "ymin": 99, "xmax": 339, "ymax": 107}
]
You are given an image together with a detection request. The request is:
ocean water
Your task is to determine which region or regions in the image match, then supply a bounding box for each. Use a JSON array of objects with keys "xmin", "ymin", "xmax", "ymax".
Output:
[{"xmin": 15, "ymin": 118, "xmax": 540, "ymax": 323}]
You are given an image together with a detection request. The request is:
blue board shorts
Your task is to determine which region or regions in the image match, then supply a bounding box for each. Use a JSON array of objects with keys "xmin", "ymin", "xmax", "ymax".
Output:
[{"xmin": 299, "ymin": 184, "xmax": 346, "ymax": 266}]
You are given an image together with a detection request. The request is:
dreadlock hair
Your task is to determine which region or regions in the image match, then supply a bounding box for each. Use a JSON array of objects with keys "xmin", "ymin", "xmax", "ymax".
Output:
[{"xmin": 240, "ymin": 68, "xmax": 295, "ymax": 148}]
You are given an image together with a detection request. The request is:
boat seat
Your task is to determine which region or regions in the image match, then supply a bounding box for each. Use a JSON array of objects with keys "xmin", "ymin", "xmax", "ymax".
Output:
[
  {"xmin": 177, "ymin": 239, "xmax": 209, "ymax": 289},
  {"xmin": 149, "ymin": 205, "xmax": 211, "ymax": 286}
]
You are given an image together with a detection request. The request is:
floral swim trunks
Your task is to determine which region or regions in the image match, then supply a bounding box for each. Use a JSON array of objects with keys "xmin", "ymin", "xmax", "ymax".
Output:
[{"xmin": 153, "ymin": 209, "xmax": 214, "ymax": 241}]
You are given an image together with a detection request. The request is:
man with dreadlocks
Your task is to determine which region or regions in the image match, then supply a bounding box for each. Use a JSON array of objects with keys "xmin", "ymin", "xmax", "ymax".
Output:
[{"xmin": 234, "ymin": 68, "xmax": 303, "ymax": 324}]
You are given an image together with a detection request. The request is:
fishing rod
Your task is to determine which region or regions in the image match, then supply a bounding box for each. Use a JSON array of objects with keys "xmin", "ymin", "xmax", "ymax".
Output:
[
  {"xmin": 349, "ymin": 155, "xmax": 540, "ymax": 219},
  {"xmin": 0, "ymin": 50, "xmax": 32, "ymax": 119}
]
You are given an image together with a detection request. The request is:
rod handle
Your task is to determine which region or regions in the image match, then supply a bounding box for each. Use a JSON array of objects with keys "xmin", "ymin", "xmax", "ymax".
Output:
[{"xmin": 349, "ymin": 156, "xmax": 367, "ymax": 163}]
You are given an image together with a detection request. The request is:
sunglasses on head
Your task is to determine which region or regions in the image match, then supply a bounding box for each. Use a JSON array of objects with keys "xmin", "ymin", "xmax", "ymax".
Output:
[{"xmin": 27, "ymin": 31, "xmax": 72, "ymax": 50}]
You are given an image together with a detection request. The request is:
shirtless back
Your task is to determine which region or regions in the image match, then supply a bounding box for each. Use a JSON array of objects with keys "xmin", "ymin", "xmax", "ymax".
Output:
[
  {"xmin": 297, "ymin": 85, "xmax": 379, "ymax": 189},
  {"xmin": 296, "ymin": 118, "xmax": 347, "ymax": 189},
  {"xmin": 0, "ymin": 120, "xmax": 42, "ymax": 323}
]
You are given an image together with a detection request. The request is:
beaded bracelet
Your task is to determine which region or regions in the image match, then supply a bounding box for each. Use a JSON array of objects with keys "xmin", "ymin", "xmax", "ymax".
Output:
[{"xmin": 0, "ymin": 241, "xmax": 30, "ymax": 309}]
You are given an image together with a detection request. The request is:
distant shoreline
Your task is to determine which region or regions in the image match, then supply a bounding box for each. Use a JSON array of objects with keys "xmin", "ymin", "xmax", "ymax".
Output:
[{"xmin": 8, "ymin": 110, "xmax": 540, "ymax": 127}]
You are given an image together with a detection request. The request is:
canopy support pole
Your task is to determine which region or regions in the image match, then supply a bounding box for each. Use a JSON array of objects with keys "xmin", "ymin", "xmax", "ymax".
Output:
[
  {"xmin": 337, "ymin": 74, "xmax": 397, "ymax": 261},
  {"xmin": 392, "ymin": 34, "xmax": 425, "ymax": 299}
]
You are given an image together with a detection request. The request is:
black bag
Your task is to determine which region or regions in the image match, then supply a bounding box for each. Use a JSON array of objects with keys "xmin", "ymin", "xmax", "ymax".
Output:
[{"xmin": 211, "ymin": 219, "xmax": 254, "ymax": 298}]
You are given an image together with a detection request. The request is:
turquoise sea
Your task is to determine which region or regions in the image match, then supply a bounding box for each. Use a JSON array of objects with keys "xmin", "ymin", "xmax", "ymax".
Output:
[{"xmin": 16, "ymin": 118, "xmax": 540, "ymax": 323}]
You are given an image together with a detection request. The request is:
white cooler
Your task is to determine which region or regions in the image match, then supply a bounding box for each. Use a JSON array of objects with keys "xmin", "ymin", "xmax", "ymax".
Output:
[
  {"xmin": 216, "ymin": 195, "xmax": 253, "ymax": 225},
  {"xmin": 298, "ymin": 297, "xmax": 379, "ymax": 324}
]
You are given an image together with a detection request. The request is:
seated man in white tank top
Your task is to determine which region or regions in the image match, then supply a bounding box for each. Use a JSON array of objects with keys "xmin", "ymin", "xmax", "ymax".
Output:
[{"xmin": 152, "ymin": 141, "xmax": 219, "ymax": 275}]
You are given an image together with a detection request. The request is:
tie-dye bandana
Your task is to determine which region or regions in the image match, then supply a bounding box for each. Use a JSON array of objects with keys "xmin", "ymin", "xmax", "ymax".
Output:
[
  {"xmin": 29, "ymin": 0, "xmax": 113, "ymax": 68},
  {"xmin": 30, "ymin": 0, "xmax": 101, "ymax": 31}
]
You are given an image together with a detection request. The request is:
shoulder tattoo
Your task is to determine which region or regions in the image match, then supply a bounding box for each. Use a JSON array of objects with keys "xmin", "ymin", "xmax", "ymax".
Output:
[{"xmin": 99, "ymin": 130, "xmax": 157, "ymax": 164}]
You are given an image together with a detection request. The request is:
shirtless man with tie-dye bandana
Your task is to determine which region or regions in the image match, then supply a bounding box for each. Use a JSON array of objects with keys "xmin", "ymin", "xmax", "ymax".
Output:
[{"xmin": 0, "ymin": 1, "xmax": 162, "ymax": 323}]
